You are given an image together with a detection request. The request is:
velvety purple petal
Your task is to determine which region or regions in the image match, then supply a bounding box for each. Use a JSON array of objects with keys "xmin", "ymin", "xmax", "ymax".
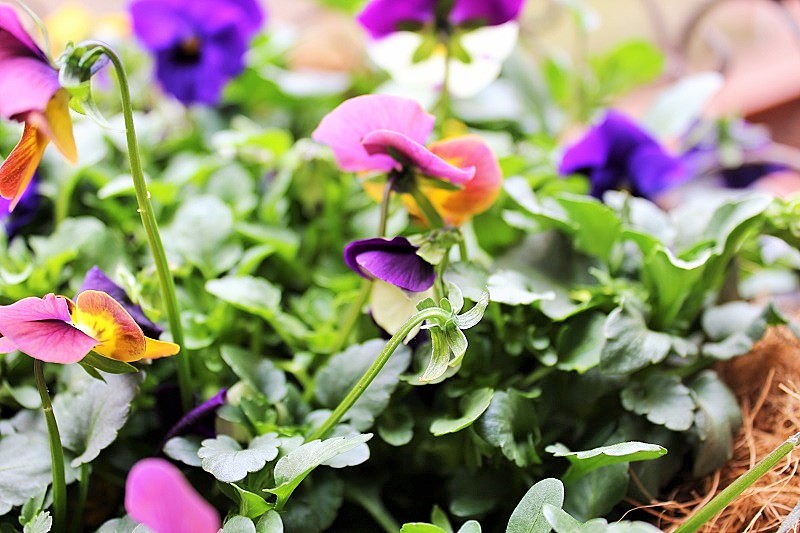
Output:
[
  {"xmin": 78, "ymin": 266, "xmax": 164, "ymax": 339},
  {"xmin": 130, "ymin": 0, "xmax": 192, "ymax": 50},
  {"xmin": 184, "ymin": 0, "xmax": 264, "ymax": 38},
  {"xmin": 344, "ymin": 236, "xmax": 435, "ymax": 292},
  {"xmin": 722, "ymin": 163, "xmax": 786, "ymax": 189},
  {"xmin": 163, "ymin": 388, "xmax": 227, "ymax": 442},
  {"xmin": 628, "ymin": 145, "xmax": 687, "ymax": 199},
  {"xmin": 312, "ymin": 94, "xmax": 435, "ymax": 173},
  {"xmin": 450, "ymin": 0, "xmax": 525, "ymax": 27},
  {"xmin": 0, "ymin": 294, "xmax": 97, "ymax": 363},
  {"xmin": 357, "ymin": 0, "xmax": 436, "ymax": 39},
  {"xmin": 0, "ymin": 56, "xmax": 60, "ymax": 120},
  {"xmin": 362, "ymin": 129, "xmax": 475, "ymax": 185},
  {"xmin": 125, "ymin": 458, "xmax": 220, "ymax": 533},
  {"xmin": 1, "ymin": 172, "xmax": 38, "ymax": 239},
  {"xmin": 0, "ymin": 5, "xmax": 48, "ymax": 61}
]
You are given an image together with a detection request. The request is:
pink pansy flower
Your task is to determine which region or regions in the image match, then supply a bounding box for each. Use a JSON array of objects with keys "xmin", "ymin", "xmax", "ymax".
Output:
[
  {"xmin": 312, "ymin": 94, "xmax": 475, "ymax": 186},
  {"xmin": 125, "ymin": 458, "xmax": 220, "ymax": 533},
  {"xmin": 0, "ymin": 291, "xmax": 179, "ymax": 364},
  {"xmin": 0, "ymin": 5, "xmax": 77, "ymax": 210}
]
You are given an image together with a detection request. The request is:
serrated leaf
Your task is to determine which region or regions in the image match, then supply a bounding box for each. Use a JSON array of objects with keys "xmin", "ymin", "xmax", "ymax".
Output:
[
  {"xmin": 546, "ymin": 441, "xmax": 666, "ymax": 486},
  {"xmin": 55, "ymin": 372, "xmax": 142, "ymax": 467},
  {"xmin": 163, "ymin": 436, "xmax": 202, "ymax": 467},
  {"xmin": 701, "ymin": 301, "xmax": 776, "ymax": 360},
  {"xmin": 621, "ymin": 374, "xmax": 695, "ymax": 431},
  {"xmin": 199, "ymin": 433, "xmax": 280, "ymax": 483},
  {"xmin": 0, "ymin": 433, "xmax": 52, "ymax": 515},
  {"xmin": 689, "ymin": 370, "xmax": 742, "ymax": 477},
  {"xmin": 266, "ymin": 434, "xmax": 372, "ymax": 506},
  {"xmin": 600, "ymin": 306, "xmax": 672, "ymax": 374},
  {"xmin": 23, "ymin": 511, "xmax": 52, "ymax": 533},
  {"xmin": 478, "ymin": 390, "xmax": 541, "ymax": 467},
  {"xmin": 221, "ymin": 345, "xmax": 288, "ymax": 403},
  {"xmin": 430, "ymin": 388, "xmax": 494, "ymax": 436},
  {"xmin": 506, "ymin": 478, "xmax": 565, "ymax": 533},
  {"xmin": 315, "ymin": 339, "xmax": 410, "ymax": 431}
]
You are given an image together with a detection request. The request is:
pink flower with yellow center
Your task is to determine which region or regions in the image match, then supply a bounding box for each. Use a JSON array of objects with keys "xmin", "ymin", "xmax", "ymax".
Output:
[
  {"xmin": 0, "ymin": 5, "xmax": 77, "ymax": 211},
  {"xmin": 0, "ymin": 290, "xmax": 179, "ymax": 364}
]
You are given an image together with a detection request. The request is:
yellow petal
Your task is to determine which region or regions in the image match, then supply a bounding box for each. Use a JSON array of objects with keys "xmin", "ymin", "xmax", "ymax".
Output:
[
  {"xmin": 0, "ymin": 123, "xmax": 48, "ymax": 211},
  {"xmin": 44, "ymin": 89, "xmax": 77, "ymax": 164},
  {"xmin": 71, "ymin": 290, "xmax": 146, "ymax": 362},
  {"xmin": 144, "ymin": 337, "xmax": 181, "ymax": 359}
]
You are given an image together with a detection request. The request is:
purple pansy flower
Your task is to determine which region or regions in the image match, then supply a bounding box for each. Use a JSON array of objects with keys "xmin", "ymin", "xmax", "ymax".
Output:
[
  {"xmin": 125, "ymin": 458, "xmax": 220, "ymax": 533},
  {"xmin": 0, "ymin": 173, "xmax": 39, "ymax": 240},
  {"xmin": 78, "ymin": 266, "xmax": 164, "ymax": 339},
  {"xmin": 163, "ymin": 388, "xmax": 227, "ymax": 443},
  {"xmin": 129, "ymin": 0, "xmax": 265, "ymax": 105},
  {"xmin": 344, "ymin": 236, "xmax": 435, "ymax": 293},
  {"xmin": 312, "ymin": 94, "xmax": 474, "ymax": 185},
  {"xmin": 358, "ymin": 0, "xmax": 525, "ymax": 39},
  {"xmin": 559, "ymin": 110, "xmax": 687, "ymax": 199}
]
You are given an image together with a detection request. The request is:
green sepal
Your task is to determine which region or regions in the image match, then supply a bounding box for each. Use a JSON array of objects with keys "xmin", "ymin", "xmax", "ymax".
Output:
[{"xmin": 79, "ymin": 351, "xmax": 139, "ymax": 375}]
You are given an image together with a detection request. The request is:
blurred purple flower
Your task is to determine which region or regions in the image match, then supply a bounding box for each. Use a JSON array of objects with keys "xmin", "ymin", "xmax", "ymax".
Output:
[
  {"xmin": 358, "ymin": 0, "xmax": 525, "ymax": 39},
  {"xmin": 344, "ymin": 236, "xmax": 435, "ymax": 292},
  {"xmin": 680, "ymin": 119, "xmax": 787, "ymax": 189},
  {"xmin": 559, "ymin": 110, "xmax": 686, "ymax": 199},
  {"xmin": 77, "ymin": 266, "xmax": 164, "ymax": 339},
  {"xmin": 129, "ymin": 0, "xmax": 265, "ymax": 105},
  {"xmin": 163, "ymin": 388, "xmax": 227, "ymax": 442},
  {"xmin": 125, "ymin": 458, "xmax": 220, "ymax": 533},
  {"xmin": 0, "ymin": 173, "xmax": 39, "ymax": 239}
]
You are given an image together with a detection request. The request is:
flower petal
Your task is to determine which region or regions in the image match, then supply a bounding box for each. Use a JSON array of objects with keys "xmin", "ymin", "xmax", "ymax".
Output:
[
  {"xmin": 449, "ymin": 0, "xmax": 525, "ymax": 27},
  {"xmin": 357, "ymin": 0, "xmax": 436, "ymax": 39},
  {"xmin": 163, "ymin": 388, "xmax": 227, "ymax": 442},
  {"xmin": 0, "ymin": 335, "xmax": 17, "ymax": 353},
  {"xmin": 362, "ymin": 129, "xmax": 475, "ymax": 185},
  {"xmin": 344, "ymin": 236, "xmax": 435, "ymax": 292},
  {"xmin": 125, "ymin": 458, "xmax": 221, "ymax": 533},
  {"xmin": 0, "ymin": 5, "xmax": 49, "ymax": 61},
  {"xmin": 312, "ymin": 94, "xmax": 435, "ymax": 173},
  {"xmin": 130, "ymin": 0, "xmax": 193, "ymax": 50},
  {"xmin": 143, "ymin": 337, "xmax": 180, "ymax": 359},
  {"xmin": 0, "ymin": 56, "xmax": 61, "ymax": 120},
  {"xmin": 370, "ymin": 280, "xmax": 433, "ymax": 340},
  {"xmin": 43, "ymin": 89, "xmax": 77, "ymax": 163},
  {"xmin": 0, "ymin": 123, "xmax": 47, "ymax": 211},
  {"xmin": 71, "ymin": 290, "xmax": 146, "ymax": 362},
  {"xmin": 0, "ymin": 294, "xmax": 97, "ymax": 363},
  {"xmin": 424, "ymin": 135, "xmax": 503, "ymax": 225}
]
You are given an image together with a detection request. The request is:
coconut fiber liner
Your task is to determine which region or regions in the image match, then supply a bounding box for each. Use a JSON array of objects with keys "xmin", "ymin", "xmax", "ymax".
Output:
[{"xmin": 630, "ymin": 326, "xmax": 800, "ymax": 532}]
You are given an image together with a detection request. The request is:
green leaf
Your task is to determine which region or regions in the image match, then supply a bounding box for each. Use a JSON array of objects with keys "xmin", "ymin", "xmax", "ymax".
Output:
[
  {"xmin": 701, "ymin": 302, "xmax": 776, "ymax": 360},
  {"xmin": 222, "ymin": 516, "xmax": 256, "ymax": 533},
  {"xmin": 431, "ymin": 505, "xmax": 452, "ymax": 532},
  {"xmin": 543, "ymin": 504, "xmax": 661, "ymax": 532},
  {"xmin": 256, "ymin": 510, "xmax": 283, "ymax": 533},
  {"xmin": 643, "ymin": 72, "xmax": 724, "ymax": 139},
  {"xmin": 377, "ymin": 405, "xmax": 414, "ymax": 446},
  {"xmin": 266, "ymin": 434, "xmax": 373, "ymax": 507},
  {"xmin": 556, "ymin": 195, "xmax": 622, "ymax": 263},
  {"xmin": 22, "ymin": 511, "xmax": 52, "ymax": 533},
  {"xmin": 689, "ymin": 370, "xmax": 742, "ymax": 477},
  {"xmin": 0, "ymin": 434, "xmax": 52, "ymax": 515},
  {"xmin": 221, "ymin": 345, "xmax": 288, "ymax": 403},
  {"xmin": 55, "ymin": 372, "xmax": 143, "ymax": 467},
  {"xmin": 506, "ymin": 478, "xmax": 565, "ymax": 533},
  {"xmin": 590, "ymin": 40, "xmax": 664, "ymax": 98},
  {"xmin": 563, "ymin": 463, "xmax": 629, "ymax": 521},
  {"xmin": 315, "ymin": 339, "xmax": 410, "ymax": 431},
  {"xmin": 621, "ymin": 374, "xmax": 695, "ymax": 431},
  {"xmin": 420, "ymin": 328, "xmax": 453, "ymax": 383},
  {"xmin": 231, "ymin": 484, "xmax": 271, "ymax": 519},
  {"xmin": 401, "ymin": 525, "xmax": 448, "ymax": 533},
  {"xmin": 546, "ymin": 441, "xmax": 667, "ymax": 486},
  {"xmin": 430, "ymin": 388, "xmax": 494, "ymax": 436},
  {"xmin": 279, "ymin": 471, "xmax": 343, "ymax": 533},
  {"xmin": 78, "ymin": 351, "xmax": 138, "ymax": 375},
  {"xmin": 457, "ymin": 521, "xmax": 482, "ymax": 533},
  {"xmin": 556, "ymin": 312, "xmax": 605, "ymax": 373},
  {"xmin": 600, "ymin": 305, "xmax": 673, "ymax": 374},
  {"xmin": 207, "ymin": 277, "xmax": 281, "ymax": 317},
  {"xmin": 487, "ymin": 270, "xmax": 556, "ymax": 306},
  {"xmin": 198, "ymin": 433, "xmax": 281, "ymax": 482},
  {"xmin": 478, "ymin": 390, "xmax": 541, "ymax": 467},
  {"xmin": 163, "ymin": 436, "xmax": 202, "ymax": 467}
]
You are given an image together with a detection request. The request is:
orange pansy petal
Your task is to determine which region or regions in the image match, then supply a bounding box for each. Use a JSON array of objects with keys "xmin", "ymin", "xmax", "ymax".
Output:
[
  {"xmin": 44, "ymin": 89, "xmax": 77, "ymax": 164},
  {"xmin": 71, "ymin": 290, "xmax": 146, "ymax": 362},
  {"xmin": 144, "ymin": 337, "xmax": 180, "ymax": 360},
  {"xmin": 0, "ymin": 123, "xmax": 48, "ymax": 211}
]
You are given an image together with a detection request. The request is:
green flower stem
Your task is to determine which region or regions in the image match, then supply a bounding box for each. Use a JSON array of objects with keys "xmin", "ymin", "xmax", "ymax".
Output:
[
  {"xmin": 70, "ymin": 463, "xmax": 90, "ymax": 533},
  {"xmin": 84, "ymin": 41, "xmax": 191, "ymax": 412},
  {"xmin": 33, "ymin": 360, "xmax": 66, "ymax": 533},
  {"xmin": 675, "ymin": 432, "xmax": 800, "ymax": 533},
  {"xmin": 308, "ymin": 307, "xmax": 450, "ymax": 441},
  {"xmin": 410, "ymin": 185, "xmax": 445, "ymax": 229},
  {"xmin": 378, "ymin": 175, "xmax": 395, "ymax": 238},
  {"xmin": 434, "ymin": 35, "xmax": 453, "ymax": 132}
]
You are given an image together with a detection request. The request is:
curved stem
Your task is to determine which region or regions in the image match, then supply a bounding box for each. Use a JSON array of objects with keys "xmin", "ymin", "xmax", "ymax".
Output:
[
  {"xmin": 330, "ymin": 279, "xmax": 373, "ymax": 356},
  {"xmin": 675, "ymin": 432, "xmax": 800, "ymax": 533},
  {"xmin": 410, "ymin": 186, "xmax": 445, "ymax": 229},
  {"xmin": 82, "ymin": 41, "xmax": 191, "ymax": 412},
  {"xmin": 308, "ymin": 307, "xmax": 450, "ymax": 441},
  {"xmin": 33, "ymin": 360, "xmax": 66, "ymax": 532}
]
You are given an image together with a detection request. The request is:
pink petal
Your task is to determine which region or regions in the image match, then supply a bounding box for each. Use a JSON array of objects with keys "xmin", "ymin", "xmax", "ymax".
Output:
[
  {"xmin": 126, "ymin": 458, "xmax": 221, "ymax": 533},
  {"xmin": 0, "ymin": 294, "xmax": 97, "ymax": 364},
  {"xmin": 312, "ymin": 94, "xmax": 435, "ymax": 173},
  {"xmin": 0, "ymin": 336, "xmax": 17, "ymax": 353},
  {"xmin": 0, "ymin": 56, "xmax": 60, "ymax": 120},
  {"xmin": 362, "ymin": 129, "xmax": 475, "ymax": 185},
  {"xmin": 0, "ymin": 6, "xmax": 48, "ymax": 62}
]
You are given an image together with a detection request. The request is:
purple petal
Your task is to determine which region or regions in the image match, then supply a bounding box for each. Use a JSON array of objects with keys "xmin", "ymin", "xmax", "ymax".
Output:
[
  {"xmin": 0, "ymin": 294, "xmax": 97, "ymax": 363},
  {"xmin": 344, "ymin": 237, "xmax": 435, "ymax": 292},
  {"xmin": 163, "ymin": 388, "xmax": 227, "ymax": 442},
  {"xmin": 125, "ymin": 458, "xmax": 221, "ymax": 533},
  {"xmin": 130, "ymin": 0, "xmax": 193, "ymax": 50},
  {"xmin": 362, "ymin": 129, "xmax": 475, "ymax": 185},
  {"xmin": 312, "ymin": 94, "xmax": 435, "ymax": 173},
  {"xmin": 722, "ymin": 163, "xmax": 786, "ymax": 189},
  {"xmin": 450, "ymin": 0, "xmax": 525, "ymax": 27},
  {"xmin": 357, "ymin": 0, "xmax": 436, "ymax": 39},
  {"xmin": 0, "ymin": 6, "xmax": 48, "ymax": 62},
  {"xmin": 78, "ymin": 266, "xmax": 164, "ymax": 339},
  {"xmin": 0, "ymin": 56, "xmax": 60, "ymax": 120},
  {"xmin": 0, "ymin": 172, "xmax": 39, "ymax": 239},
  {"xmin": 629, "ymin": 145, "xmax": 687, "ymax": 199}
]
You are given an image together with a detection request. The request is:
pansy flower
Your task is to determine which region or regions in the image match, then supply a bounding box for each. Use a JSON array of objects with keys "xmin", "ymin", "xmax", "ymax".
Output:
[
  {"xmin": 0, "ymin": 5, "xmax": 77, "ymax": 210},
  {"xmin": 358, "ymin": 0, "xmax": 525, "ymax": 98},
  {"xmin": 312, "ymin": 94, "xmax": 502, "ymax": 226},
  {"xmin": 559, "ymin": 110, "xmax": 687, "ymax": 199},
  {"xmin": 0, "ymin": 291, "xmax": 179, "ymax": 364},
  {"xmin": 129, "ymin": 0, "xmax": 265, "ymax": 105},
  {"xmin": 345, "ymin": 236, "xmax": 435, "ymax": 293},
  {"xmin": 0, "ymin": 172, "xmax": 39, "ymax": 239},
  {"xmin": 125, "ymin": 458, "xmax": 220, "ymax": 533}
]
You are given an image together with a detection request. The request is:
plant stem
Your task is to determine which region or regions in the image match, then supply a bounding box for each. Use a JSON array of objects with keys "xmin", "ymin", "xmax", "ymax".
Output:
[
  {"xmin": 83, "ymin": 41, "xmax": 191, "ymax": 412},
  {"xmin": 71, "ymin": 463, "xmax": 90, "ymax": 533},
  {"xmin": 410, "ymin": 186, "xmax": 445, "ymax": 229},
  {"xmin": 33, "ymin": 360, "xmax": 66, "ymax": 532},
  {"xmin": 675, "ymin": 432, "xmax": 800, "ymax": 533},
  {"xmin": 331, "ymin": 279, "xmax": 372, "ymax": 356},
  {"xmin": 308, "ymin": 307, "xmax": 450, "ymax": 441},
  {"xmin": 378, "ymin": 175, "xmax": 395, "ymax": 238},
  {"xmin": 435, "ymin": 33, "xmax": 453, "ymax": 133}
]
